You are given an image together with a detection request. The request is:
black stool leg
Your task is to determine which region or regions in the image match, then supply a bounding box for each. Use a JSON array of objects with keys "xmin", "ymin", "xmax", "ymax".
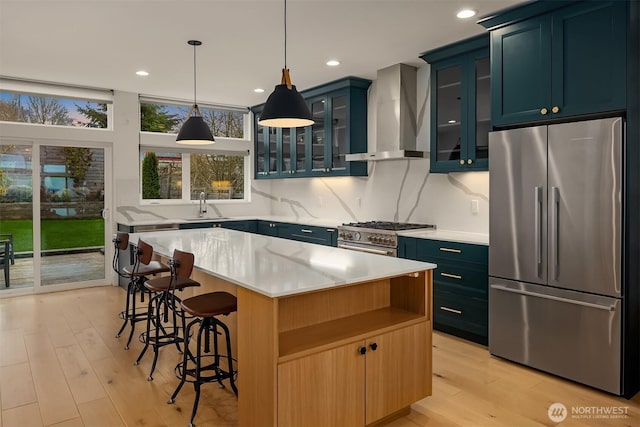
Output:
[
  {"xmin": 134, "ymin": 292, "xmax": 158, "ymax": 366},
  {"xmin": 211, "ymin": 321, "xmax": 225, "ymax": 389},
  {"xmin": 189, "ymin": 318, "xmax": 207, "ymax": 427},
  {"xmin": 115, "ymin": 281, "xmax": 133, "ymax": 339},
  {"xmin": 168, "ymin": 317, "xmax": 198, "ymax": 404},
  {"xmin": 125, "ymin": 280, "xmax": 141, "ymax": 350},
  {"xmin": 217, "ymin": 318, "xmax": 238, "ymax": 396},
  {"xmin": 171, "ymin": 293, "xmax": 184, "ymax": 355},
  {"xmin": 147, "ymin": 291, "xmax": 169, "ymax": 381}
]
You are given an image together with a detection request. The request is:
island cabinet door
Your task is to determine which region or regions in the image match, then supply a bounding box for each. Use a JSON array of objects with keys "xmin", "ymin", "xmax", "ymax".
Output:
[
  {"xmin": 277, "ymin": 342, "xmax": 365, "ymax": 427},
  {"xmin": 365, "ymin": 321, "xmax": 431, "ymax": 424}
]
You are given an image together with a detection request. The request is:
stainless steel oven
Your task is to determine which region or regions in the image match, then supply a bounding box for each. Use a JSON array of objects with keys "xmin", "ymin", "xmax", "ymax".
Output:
[{"xmin": 337, "ymin": 221, "xmax": 435, "ymax": 257}]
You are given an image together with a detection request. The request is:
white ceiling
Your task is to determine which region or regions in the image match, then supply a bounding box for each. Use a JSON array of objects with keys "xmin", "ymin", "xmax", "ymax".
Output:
[{"xmin": 0, "ymin": 0, "xmax": 525, "ymax": 108}]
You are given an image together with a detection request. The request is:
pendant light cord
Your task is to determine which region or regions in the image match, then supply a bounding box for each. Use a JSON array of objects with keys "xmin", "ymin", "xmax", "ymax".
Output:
[
  {"xmin": 284, "ymin": 0, "xmax": 287, "ymax": 69},
  {"xmin": 193, "ymin": 42, "xmax": 197, "ymax": 107}
]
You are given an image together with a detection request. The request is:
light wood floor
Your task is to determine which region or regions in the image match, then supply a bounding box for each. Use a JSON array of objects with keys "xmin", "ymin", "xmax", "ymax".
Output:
[{"xmin": 0, "ymin": 285, "xmax": 638, "ymax": 427}]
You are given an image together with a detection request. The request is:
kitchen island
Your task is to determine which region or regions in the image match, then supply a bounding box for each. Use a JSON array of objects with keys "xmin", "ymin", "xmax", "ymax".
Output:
[{"xmin": 129, "ymin": 228, "xmax": 436, "ymax": 426}]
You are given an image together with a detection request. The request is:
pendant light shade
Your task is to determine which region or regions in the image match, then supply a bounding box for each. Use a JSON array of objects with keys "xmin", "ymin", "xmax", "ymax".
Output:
[
  {"xmin": 258, "ymin": 0, "xmax": 314, "ymax": 128},
  {"xmin": 176, "ymin": 40, "xmax": 214, "ymax": 145}
]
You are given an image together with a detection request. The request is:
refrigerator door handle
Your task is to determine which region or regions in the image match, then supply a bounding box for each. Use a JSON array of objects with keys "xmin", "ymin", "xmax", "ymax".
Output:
[
  {"xmin": 490, "ymin": 284, "xmax": 615, "ymax": 311},
  {"xmin": 534, "ymin": 187, "xmax": 542, "ymax": 276},
  {"xmin": 551, "ymin": 187, "xmax": 559, "ymax": 280}
]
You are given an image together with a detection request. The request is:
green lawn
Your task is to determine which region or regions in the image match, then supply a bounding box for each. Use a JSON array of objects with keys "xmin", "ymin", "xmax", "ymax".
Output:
[{"xmin": 0, "ymin": 219, "xmax": 104, "ymax": 252}]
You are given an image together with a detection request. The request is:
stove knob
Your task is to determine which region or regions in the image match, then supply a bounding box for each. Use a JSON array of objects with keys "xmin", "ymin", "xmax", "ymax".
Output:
[
  {"xmin": 386, "ymin": 238, "xmax": 393, "ymax": 244},
  {"xmin": 367, "ymin": 236, "xmax": 372, "ymax": 242},
  {"xmin": 346, "ymin": 233, "xmax": 353, "ymax": 240}
]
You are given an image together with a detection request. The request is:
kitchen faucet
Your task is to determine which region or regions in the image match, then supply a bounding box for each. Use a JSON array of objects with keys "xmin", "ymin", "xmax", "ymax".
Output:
[{"xmin": 199, "ymin": 191, "xmax": 207, "ymax": 217}]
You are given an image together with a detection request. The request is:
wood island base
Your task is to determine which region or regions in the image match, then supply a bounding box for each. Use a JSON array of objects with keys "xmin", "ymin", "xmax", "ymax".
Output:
[{"xmin": 221, "ymin": 270, "xmax": 434, "ymax": 427}]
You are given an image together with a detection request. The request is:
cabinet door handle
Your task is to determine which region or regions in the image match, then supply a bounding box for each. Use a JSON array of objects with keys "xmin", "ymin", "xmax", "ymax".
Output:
[
  {"xmin": 326, "ymin": 229, "xmax": 335, "ymax": 233},
  {"xmin": 301, "ymin": 229, "xmax": 313, "ymax": 233},
  {"xmin": 440, "ymin": 306, "xmax": 462, "ymax": 315},
  {"xmin": 459, "ymin": 159, "xmax": 465, "ymax": 165},
  {"xmin": 358, "ymin": 346, "xmax": 367, "ymax": 355},
  {"xmin": 467, "ymin": 159, "xmax": 473, "ymax": 165},
  {"xmin": 440, "ymin": 272, "xmax": 462, "ymax": 280},
  {"xmin": 552, "ymin": 106, "xmax": 560, "ymax": 114},
  {"xmin": 369, "ymin": 343, "xmax": 378, "ymax": 351},
  {"xmin": 540, "ymin": 108, "xmax": 548, "ymax": 115},
  {"xmin": 439, "ymin": 247, "xmax": 461, "ymax": 254}
]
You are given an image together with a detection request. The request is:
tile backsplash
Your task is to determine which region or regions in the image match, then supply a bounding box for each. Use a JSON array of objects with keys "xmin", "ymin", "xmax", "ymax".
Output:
[{"xmin": 268, "ymin": 160, "xmax": 489, "ymax": 233}]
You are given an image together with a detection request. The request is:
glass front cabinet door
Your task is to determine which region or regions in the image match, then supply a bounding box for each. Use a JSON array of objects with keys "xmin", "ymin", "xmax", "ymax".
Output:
[
  {"xmin": 252, "ymin": 77, "xmax": 370, "ymax": 179},
  {"xmin": 421, "ymin": 34, "xmax": 490, "ymax": 173}
]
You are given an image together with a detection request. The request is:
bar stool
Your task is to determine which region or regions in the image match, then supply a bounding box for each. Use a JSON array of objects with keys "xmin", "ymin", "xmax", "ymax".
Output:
[
  {"xmin": 168, "ymin": 291, "xmax": 238, "ymax": 427},
  {"xmin": 135, "ymin": 249, "xmax": 200, "ymax": 381},
  {"xmin": 112, "ymin": 234, "xmax": 170, "ymax": 350}
]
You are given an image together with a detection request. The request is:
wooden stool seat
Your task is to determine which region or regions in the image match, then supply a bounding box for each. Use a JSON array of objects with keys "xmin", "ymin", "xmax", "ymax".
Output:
[
  {"xmin": 144, "ymin": 276, "xmax": 200, "ymax": 293},
  {"xmin": 181, "ymin": 292, "xmax": 237, "ymax": 318}
]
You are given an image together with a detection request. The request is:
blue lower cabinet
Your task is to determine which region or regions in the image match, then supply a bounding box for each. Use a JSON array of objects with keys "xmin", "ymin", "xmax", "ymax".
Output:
[
  {"xmin": 179, "ymin": 222, "xmax": 214, "ymax": 229},
  {"xmin": 398, "ymin": 236, "xmax": 416, "ymax": 259},
  {"xmin": 257, "ymin": 221, "xmax": 280, "ymax": 237},
  {"xmin": 399, "ymin": 236, "xmax": 488, "ymax": 345},
  {"xmin": 434, "ymin": 286, "xmax": 488, "ymax": 345},
  {"xmin": 220, "ymin": 220, "xmax": 258, "ymax": 233},
  {"xmin": 279, "ymin": 224, "xmax": 337, "ymax": 247}
]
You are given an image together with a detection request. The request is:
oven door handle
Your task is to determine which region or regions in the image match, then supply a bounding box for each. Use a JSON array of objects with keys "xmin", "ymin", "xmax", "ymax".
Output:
[{"xmin": 338, "ymin": 244, "xmax": 393, "ymax": 256}]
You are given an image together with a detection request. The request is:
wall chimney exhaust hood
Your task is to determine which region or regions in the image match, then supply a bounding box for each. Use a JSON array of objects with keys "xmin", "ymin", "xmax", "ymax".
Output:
[{"xmin": 346, "ymin": 63, "xmax": 424, "ymax": 161}]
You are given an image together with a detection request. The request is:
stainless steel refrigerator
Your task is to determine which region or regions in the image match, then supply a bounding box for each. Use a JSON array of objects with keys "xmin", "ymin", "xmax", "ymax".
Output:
[{"xmin": 488, "ymin": 117, "xmax": 623, "ymax": 395}]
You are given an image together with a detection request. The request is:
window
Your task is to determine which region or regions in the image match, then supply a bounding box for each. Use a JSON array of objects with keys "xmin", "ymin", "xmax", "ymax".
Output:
[
  {"xmin": 140, "ymin": 101, "xmax": 245, "ymax": 138},
  {"xmin": 0, "ymin": 91, "xmax": 111, "ymax": 129},
  {"xmin": 140, "ymin": 150, "xmax": 247, "ymax": 202}
]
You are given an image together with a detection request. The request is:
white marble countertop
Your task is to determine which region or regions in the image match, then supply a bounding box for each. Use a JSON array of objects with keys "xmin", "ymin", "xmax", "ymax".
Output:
[
  {"xmin": 119, "ymin": 215, "xmax": 344, "ymax": 228},
  {"xmin": 129, "ymin": 228, "xmax": 436, "ymax": 298},
  {"xmin": 397, "ymin": 229, "xmax": 489, "ymax": 246}
]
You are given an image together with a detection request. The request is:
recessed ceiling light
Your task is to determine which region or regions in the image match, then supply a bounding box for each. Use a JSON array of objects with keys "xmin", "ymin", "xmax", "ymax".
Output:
[
  {"xmin": 136, "ymin": 70, "xmax": 149, "ymax": 76},
  {"xmin": 326, "ymin": 60, "xmax": 340, "ymax": 67},
  {"xmin": 456, "ymin": 9, "xmax": 476, "ymax": 19},
  {"xmin": 448, "ymin": 120, "xmax": 457, "ymax": 124},
  {"xmin": 254, "ymin": 88, "xmax": 265, "ymax": 93}
]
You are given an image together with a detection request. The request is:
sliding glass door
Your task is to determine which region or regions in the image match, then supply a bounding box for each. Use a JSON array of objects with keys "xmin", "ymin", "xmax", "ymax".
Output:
[
  {"xmin": 0, "ymin": 141, "xmax": 109, "ymax": 293},
  {"xmin": 40, "ymin": 145, "xmax": 106, "ymax": 286},
  {"xmin": 0, "ymin": 144, "xmax": 34, "ymax": 290}
]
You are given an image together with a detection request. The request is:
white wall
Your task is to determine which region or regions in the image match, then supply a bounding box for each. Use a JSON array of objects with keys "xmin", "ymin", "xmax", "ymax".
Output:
[
  {"xmin": 268, "ymin": 63, "xmax": 490, "ymax": 233},
  {"xmin": 110, "ymin": 91, "xmax": 273, "ymax": 225}
]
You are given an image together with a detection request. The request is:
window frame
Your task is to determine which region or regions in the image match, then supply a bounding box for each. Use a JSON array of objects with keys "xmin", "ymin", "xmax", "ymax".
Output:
[
  {"xmin": 138, "ymin": 96, "xmax": 250, "ymax": 140},
  {"xmin": 139, "ymin": 145, "xmax": 251, "ymax": 206},
  {"xmin": 0, "ymin": 79, "xmax": 113, "ymax": 130}
]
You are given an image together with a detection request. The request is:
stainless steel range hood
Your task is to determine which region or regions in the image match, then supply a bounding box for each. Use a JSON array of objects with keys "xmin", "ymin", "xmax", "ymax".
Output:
[{"xmin": 346, "ymin": 63, "xmax": 424, "ymax": 161}]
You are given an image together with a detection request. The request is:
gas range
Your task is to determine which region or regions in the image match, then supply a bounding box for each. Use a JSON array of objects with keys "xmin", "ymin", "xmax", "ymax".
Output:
[{"xmin": 337, "ymin": 221, "xmax": 436, "ymax": 257}]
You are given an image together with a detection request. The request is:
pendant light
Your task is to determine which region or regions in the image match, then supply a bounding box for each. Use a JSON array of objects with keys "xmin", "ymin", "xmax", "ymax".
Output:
[
  {"xmin": 258, "ymin": 0, "xmax": 314, "ymax": 128},
  {"xmin": 176, "ymin": 40, "xmax": 215, "ymax": 145}
]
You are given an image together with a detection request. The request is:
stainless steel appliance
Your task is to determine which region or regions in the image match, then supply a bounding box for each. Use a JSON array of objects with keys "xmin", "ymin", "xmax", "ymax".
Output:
[
  {"xmin": 337, "ymin": 221, "xmax": 435, "ymax": 257},
  {"xmin": 488, "ymin": 117, "xmax": 623, "ymax": 394}
]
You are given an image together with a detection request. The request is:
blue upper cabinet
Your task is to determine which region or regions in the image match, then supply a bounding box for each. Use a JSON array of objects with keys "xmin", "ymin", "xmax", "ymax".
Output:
[
  {"xmin": 253, "ymin": 77, "xmax": 370, "ymax": 179},
  {"xmin": 482, "ymin": 0, "xmax": 627, "ymax": 127},
  {"xmin": 421, "ymin": 35, "xmax": 490, "ymax": 173}
]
